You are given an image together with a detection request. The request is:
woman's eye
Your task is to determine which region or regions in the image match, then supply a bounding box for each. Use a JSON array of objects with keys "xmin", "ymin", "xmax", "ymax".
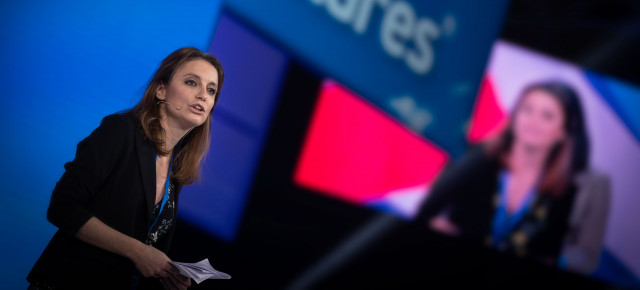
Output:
[
  {"xmin": 207, "ymin": 88, "xmax": 216, "ymax": 95},
  {"xmin": 186, "ymin": 80, "xmax": 197, "ymax": 86}
]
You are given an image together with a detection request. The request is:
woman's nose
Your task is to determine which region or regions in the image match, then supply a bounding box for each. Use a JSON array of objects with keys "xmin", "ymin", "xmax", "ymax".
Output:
[{"xmin": 197, "ymin": 90, "xmax": 207, "ymax": 101}]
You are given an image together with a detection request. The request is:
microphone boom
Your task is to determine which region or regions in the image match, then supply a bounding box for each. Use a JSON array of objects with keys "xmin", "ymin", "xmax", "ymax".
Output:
[{"xmin": 157, "ymin": 100, "xmax": 181, "ymax": 110}]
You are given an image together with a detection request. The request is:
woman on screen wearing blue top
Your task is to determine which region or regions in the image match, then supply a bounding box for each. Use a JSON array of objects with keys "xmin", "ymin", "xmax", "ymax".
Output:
[
  {"xmin": 415, "ymin": 81, "xmax": 610, "ymax": 273},
  {"xmin": 27, "ymin": 47, "xmax": 224, "ymax": 289}
]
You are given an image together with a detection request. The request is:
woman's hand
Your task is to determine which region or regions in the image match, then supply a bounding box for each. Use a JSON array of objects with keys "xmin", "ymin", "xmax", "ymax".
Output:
[
  {"xmin": 429, "ymin": 215, "xmax": 460, "ymax": 236},
  {"xmin": 161, "ymin": 270, "xmax": 192, "ymax": 290},
  {"xmin": 130, "ymin": 243, "xmax": 178, "ymax": 278}
]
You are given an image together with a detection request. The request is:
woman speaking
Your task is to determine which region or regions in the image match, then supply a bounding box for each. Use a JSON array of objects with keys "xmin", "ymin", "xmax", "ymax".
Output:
[{"xmin": 27, "ymin": 47, "xmax": 224, "ymax": 289}]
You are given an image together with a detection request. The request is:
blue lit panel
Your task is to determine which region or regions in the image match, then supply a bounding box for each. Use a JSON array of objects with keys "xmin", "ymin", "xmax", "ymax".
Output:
[{"xmin": 177, "ymin": 12, "xmax": 289, "ymax": 241}]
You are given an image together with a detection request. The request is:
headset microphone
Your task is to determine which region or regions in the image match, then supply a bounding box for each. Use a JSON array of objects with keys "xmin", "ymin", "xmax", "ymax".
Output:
[{"xmin": 157, "ymin": 100, "xmax": 181, "ymax": 110}]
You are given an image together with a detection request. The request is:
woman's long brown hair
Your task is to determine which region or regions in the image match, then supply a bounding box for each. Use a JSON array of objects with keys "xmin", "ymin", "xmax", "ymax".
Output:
[
  {"xmin": 484, "ymin": 81, "xmax": 589, "ymax": 197},
  {"xmin": 129, "ymin": 47, "xmax": 224, "ymax": 185}
]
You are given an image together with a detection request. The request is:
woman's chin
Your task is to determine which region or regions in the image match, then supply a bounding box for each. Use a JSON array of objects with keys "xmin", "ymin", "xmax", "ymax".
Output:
[
  {"xmin": 520, "ymin": 141, "xmax": 556, "ymax": 153},
  {"xmin": 182, "ymin": 116, "xmax": 207, "ymax": 129}
]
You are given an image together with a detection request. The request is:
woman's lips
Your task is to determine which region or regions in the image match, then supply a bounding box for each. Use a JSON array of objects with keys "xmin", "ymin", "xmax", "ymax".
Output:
[{"xmin": 188, "ymin": 104, "xmax": 205, "ymax": 115}]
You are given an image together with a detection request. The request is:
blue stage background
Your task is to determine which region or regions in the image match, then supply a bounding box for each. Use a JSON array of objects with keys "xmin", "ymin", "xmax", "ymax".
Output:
[
  {"xmin": 0, "ymin": 1, "xmax": 223, "ymax": 287},
  {"xmin": 0, "ymin": 0, "xmax": 511, "ymax": 288}
]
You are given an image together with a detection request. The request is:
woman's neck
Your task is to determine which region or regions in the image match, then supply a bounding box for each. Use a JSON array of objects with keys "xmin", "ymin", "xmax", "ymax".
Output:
[
  {"xmin": 508, "ymin": 142, "xmax": 548, "ymax": 174},
  {"xmin": 159, "ymin": 112, "xmax": 190, "ymax": 154}
]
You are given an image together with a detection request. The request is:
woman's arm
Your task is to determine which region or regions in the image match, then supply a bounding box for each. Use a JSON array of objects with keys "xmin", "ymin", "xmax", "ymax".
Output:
[
  {"xmin": 76, "ymin": 217, "xmax": 178, "ymax": 278},
  {"xmin": 47, "ymin": 114, "xmax": 130, "ymax": 236},
  {"xmin": 414, "ymin": 145, "xmax": 492, "ymax": 225},
  {"xmin": 47, "ymin": 114, "xmax": 180, "ymax": 278},
  {"xmin": 561, "ymin": 171, "xmax": 611, "ymax": 274}
]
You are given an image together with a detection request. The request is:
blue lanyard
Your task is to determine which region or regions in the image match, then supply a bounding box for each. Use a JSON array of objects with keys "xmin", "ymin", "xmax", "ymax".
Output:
[
  {"xmin": 491, "ymin": 171, "xmax": 536, "ymax": 245},
  {"xmin": 149, "ymin": 152, "xmax": 173, "ymax": 233}
]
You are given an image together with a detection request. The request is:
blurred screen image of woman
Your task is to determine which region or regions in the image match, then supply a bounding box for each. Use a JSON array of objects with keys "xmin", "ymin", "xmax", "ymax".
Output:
[{"xmin": 416, "ymin": 81, "xmax": 610, "ymax": 274}]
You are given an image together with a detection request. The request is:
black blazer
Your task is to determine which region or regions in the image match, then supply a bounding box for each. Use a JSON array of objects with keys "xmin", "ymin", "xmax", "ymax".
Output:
[
  {"xmin": 27, "ymin": 113, "xmax": 184, "ymax": 289},
  {"xmin": 415, "ymin": 145, "xmax": 576, "ymax": 264}
]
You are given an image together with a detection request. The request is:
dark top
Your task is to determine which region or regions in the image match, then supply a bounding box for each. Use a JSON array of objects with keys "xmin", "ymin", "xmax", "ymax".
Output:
[
  {"xmin": 146, "ymin": 181, "xmax": 176, "ymax": 246},
  {"xmin": 415, "ymin": 145, "xmax": 576, "ymax": 264},
  {"xmin": 27, "ymin": 113, "xmax": 184, "ymax": 290}
]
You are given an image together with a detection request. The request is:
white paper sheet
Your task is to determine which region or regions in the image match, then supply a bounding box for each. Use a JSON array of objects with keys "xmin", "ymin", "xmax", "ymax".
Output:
[{"xmin": 169, "ymin": 258, "xmax": 231, "ymax": 284}]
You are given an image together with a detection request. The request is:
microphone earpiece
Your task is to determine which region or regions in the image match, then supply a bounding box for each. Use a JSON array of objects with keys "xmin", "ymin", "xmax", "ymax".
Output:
[{"xmin": 157, "ymin": 100, "xmax": 181, "ymax": 110}]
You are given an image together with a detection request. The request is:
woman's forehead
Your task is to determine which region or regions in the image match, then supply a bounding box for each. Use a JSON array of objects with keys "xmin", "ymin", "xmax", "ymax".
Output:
[
  {"xmin": 174, "ymin": 59, "xmax": 218, "ymax": 85},
  {"xmin": 523, "ymin": 89, "xmax": 562, "ymax": 108}
]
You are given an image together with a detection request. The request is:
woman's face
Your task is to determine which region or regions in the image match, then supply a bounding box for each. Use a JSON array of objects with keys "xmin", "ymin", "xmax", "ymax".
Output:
[
  {"xmin": 156, "ymin": 59, "xmax": 219, "ymax": 130},
  {"xmin": 512, "ymin": 89, "xmax": 566, "ymax": 151}
]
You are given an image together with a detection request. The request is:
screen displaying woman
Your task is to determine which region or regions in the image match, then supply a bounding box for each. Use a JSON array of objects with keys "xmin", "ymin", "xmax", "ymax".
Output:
[{"xmin": 416, "ymin": 81, "xmax": 610, "ymax": 272}]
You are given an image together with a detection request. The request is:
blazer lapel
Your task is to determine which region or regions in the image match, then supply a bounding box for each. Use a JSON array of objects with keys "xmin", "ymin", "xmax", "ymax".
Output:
[{"xmin": 135, "ymin": 127, "xmax": 156, "ymax": 223}]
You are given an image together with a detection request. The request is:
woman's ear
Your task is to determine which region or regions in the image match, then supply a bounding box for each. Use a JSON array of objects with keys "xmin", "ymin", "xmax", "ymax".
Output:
[{"xmin": 156, "ymin": 83, "xmax": 166, "ymax": 100}]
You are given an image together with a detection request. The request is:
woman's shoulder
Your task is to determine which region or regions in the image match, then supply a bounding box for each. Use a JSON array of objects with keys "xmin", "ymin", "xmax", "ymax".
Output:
[
  {"xmin": 100, "ymin": 111, "xmax": 137, "ymax": 128},
  {"xmin": 455, "ymin": 143, "xmax": 497, "ymax": 169},
  {"xmin": 97, "ymin": 112, "xmax": 142, "ymax": 137},
  {"xmin": 81, "ymin": 112, "xmax": 140, "ymax": 148},
  {"xmin": 574, "ymin": 169, "xmax": 610, "ymax": 188},
  {"xmin": 434, "ymin": 144, "xmax": 499, "ymax": 186},
  {"xmin": 572, "ymin": 168, "xmax": 611, "ymax": 205}
]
